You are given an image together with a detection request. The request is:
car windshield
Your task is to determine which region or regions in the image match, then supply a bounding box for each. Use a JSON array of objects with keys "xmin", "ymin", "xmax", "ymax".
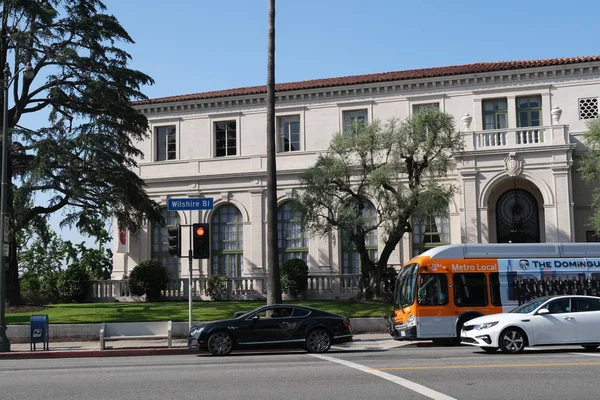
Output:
[{"xmin": 510, "ymin": 296, "xmax": 551, "ymax": 314}]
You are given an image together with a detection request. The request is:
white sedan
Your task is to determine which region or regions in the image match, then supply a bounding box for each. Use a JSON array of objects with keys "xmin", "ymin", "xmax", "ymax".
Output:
[{"xmin": 461, "ymin": 295, "xmax": 600, "ymax": 354}]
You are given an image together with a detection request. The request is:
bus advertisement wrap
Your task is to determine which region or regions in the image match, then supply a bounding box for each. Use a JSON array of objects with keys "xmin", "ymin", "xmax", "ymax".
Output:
[{"xmin": 499, "ymin": 258, "xmax": 600, "ymax": 311}]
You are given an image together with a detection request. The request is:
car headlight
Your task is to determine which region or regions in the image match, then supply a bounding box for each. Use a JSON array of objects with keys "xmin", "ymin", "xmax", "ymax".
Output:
[
  {"xmin": 189, "ymin": 326, "xmax": 204, "ymax": 336},
  {"xmin": 406, "ymin": 314, "xmax": 416, "ymax": 327},
  {"xmin": 475, "ymin": 322, "xmax": 498, "ymax": 330}
]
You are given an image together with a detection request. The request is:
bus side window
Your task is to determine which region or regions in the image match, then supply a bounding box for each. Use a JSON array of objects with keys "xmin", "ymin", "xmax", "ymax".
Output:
[
  {"xmin": 490, "ymin": 273, "xmax": 501, "ymax": 306},
  {"xmin": 418, "ymin": 274, "xmax": 448, "ymax": 306},
  {"xmin": 453, "ymin": 273, "xmax": 488, "ymax": 307}
]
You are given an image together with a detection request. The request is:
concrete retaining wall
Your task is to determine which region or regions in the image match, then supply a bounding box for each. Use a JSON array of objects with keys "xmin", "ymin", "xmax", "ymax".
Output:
[{"xmin": 7, "ymin": 317, "xmax": 388, "ymax": 343}]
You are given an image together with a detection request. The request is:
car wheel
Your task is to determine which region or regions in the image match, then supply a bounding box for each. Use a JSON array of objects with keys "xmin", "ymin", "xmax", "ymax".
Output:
[
  {"xmin": 582, "ymin": 345, "xmax": 599, "ymax": 351},
  {"xmin": 481, "ymin": 347, "xmax": 499, "ymax": 353},
  {"xmin": 306, "ymin": 328, "xmax": 332, "ymax": 353},
  {"xmin": 207, "ymin": 331, "xmax": 233, "ymax": 356},
  {"xmin": 499, "ymin": 328, "xmax": 526, "ymax": 354}
]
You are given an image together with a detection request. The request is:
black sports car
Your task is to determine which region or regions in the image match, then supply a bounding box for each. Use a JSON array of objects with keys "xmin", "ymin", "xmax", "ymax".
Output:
[{"xmin": 187, "ymin": 304, "xmax": 353, "ymax": 355}]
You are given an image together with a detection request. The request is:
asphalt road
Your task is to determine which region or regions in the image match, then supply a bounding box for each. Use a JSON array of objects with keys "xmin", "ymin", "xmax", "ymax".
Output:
[{"xmin": 1, "ymin": 340, "xmax": 600, "ymax": 400}]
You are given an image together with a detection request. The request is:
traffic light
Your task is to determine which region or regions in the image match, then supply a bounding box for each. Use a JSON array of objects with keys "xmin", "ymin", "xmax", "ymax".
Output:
[
  {"xmin": 192, "ymin": 223, "xmax": 210, "ymax": 259},
  {"xmin": 167, "ymin": 224, "xmax": 181, "ymax": 257}
]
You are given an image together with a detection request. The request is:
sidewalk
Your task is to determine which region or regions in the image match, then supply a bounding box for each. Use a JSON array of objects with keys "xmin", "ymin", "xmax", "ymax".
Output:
[{"xmin": 0, "ymin": 334, "xmax": 396, "ymax": 360}]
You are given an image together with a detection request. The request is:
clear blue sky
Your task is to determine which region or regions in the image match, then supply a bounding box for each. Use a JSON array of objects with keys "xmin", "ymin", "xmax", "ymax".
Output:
[{"xmin": 53, "ymin": 0, "xmax": 600, "ymax": 245}]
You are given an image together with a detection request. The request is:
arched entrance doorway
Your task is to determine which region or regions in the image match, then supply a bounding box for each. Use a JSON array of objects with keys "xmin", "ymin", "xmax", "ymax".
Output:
[{"xmin": 495, "ymin": 188, "xmax": 540, "ymax": 243}]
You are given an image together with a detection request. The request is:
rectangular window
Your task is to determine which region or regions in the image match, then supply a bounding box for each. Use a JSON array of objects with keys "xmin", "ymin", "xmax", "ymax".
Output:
[
  {"xmin": 453, "ymin": 273, "xmax": 487, "ymax": 307},
  {"xmin": 482, "ymin": 99, "xmax": 508, "ymax": 130},
  {"xmin": 413, "ymin": 103, "xmax": 439, "ymax": 114},
  {"xmin": 215, "ymin": 121, "xmax": 237, "ymax": 157},
  {"xmin": 579, "ymin": 98, "xmax": 599, "ymax": 120},
  {"xmin": 278, "ymin": 116, "xmax": 300, "ymax": 152},
  {"xmin": 516, "ymin": 95, "xmax": 542, "ymax": 127},
  {"xmin": 155, "ymin": 126, "xmax": 176, "ymax": 161},
  {"xmin": 342, "ymin": 109, "xmax": 368, "ymax": 133},
  {"xmin": 412, "ymin": 215, "xmax": 450, "ymax": 257},
  {"xmin": 587, "ymin": 231, "xmax": 600, "ymax": 242}
]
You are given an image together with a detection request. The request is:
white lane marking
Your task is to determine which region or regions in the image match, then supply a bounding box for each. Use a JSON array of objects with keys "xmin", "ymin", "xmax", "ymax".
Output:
[{"xmin": 310, "ymin": 354, "xmax": 457, "ymax": 400}]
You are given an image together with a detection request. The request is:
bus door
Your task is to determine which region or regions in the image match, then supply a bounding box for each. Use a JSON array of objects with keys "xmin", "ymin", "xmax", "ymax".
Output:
[{"xmin": 416, "ymin": 272, "xmax": 454, "ymax": 338}]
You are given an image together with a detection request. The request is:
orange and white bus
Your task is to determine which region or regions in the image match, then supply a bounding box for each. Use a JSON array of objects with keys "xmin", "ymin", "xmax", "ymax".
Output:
[{"xmin": 385, "ymin": 243, "xmax": 600, "ymax": 344}]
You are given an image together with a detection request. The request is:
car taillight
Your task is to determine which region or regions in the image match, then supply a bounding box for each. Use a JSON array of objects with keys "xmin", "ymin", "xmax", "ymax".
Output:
[{"xmin": 343, "ymin": 318, "xmax": 352, "ymax": 331}]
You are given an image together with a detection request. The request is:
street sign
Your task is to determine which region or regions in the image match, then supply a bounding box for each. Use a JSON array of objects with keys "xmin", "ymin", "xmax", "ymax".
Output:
[{"xmin": 167, "ymin": 198, "xmax": 214, "ymax": 211}]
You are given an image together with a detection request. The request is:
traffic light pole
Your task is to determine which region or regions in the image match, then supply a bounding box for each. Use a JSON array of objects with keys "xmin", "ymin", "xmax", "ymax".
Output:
[{"xmin": 188, "ymin": 248, "xmax": 193, "ymax": 330}]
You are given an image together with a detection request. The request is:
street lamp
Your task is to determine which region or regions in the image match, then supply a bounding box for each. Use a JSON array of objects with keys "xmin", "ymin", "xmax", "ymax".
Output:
[{"xmin": 0, "ymin": 62, "xmax": 34, "ymax": 352}]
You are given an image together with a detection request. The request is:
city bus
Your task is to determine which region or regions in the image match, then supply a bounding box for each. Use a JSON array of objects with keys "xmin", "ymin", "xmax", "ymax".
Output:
[{"xmin": 385, "ymin": 243, "xmax": 600, "ymax": 344}]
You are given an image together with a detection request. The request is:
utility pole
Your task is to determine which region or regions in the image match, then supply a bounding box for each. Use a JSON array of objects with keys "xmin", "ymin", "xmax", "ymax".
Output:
[{"xmin": 266, "ymin": 0, "xmax": 282, "ymax": 304}]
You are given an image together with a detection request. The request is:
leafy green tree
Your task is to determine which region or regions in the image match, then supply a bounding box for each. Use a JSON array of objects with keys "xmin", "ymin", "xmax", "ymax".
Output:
[
  {"xmin": 295, "ymin": 108, "xmax": 463, "ymax": 299},
  {"xmin": 2, "ymin": 0, "xmax": 163, "ymax": 304},
  {"xmin": 18, "ymin": 218, "xmax": 112, "ymax": 303},
  {"xmin": 579, "ymin": 118, "xmax": 600, "ymax": 232},
  {"xmin": 57, "ymin": 264, "xmax": 90, "ymax": 303}
]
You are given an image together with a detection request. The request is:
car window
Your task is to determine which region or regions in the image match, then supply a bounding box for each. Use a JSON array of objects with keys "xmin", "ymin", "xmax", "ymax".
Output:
[
  {"xmin": 291, "ymin": 308, "xmax": 310, "ymax": 317},
  {"xmin": 573, "ymin": 298, "xmax": 600, "ymax": 312},
  {"xmin": 545, "ymin": 298, "xmax": 571, "ymax": 314},
  {"xmin": 255, "ymin": 308, "xmax": 291, "ymax": 318}
]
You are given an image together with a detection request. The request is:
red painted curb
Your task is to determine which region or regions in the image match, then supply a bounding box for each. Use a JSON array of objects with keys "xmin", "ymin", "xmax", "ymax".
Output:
[{"xmin": 0, "ymin": 348, "xmax": 194, "ymax": 360}]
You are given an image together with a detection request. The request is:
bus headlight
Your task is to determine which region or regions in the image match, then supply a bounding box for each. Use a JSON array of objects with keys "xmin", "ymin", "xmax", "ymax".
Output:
[{"xmin": 406, "ymin": 314, "xmax": 416, "ymax": 327}]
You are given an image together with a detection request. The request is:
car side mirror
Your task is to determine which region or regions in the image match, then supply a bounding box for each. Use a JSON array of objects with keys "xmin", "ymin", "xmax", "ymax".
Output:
[
  {"xmin": 537, "ymin": 308, "xmax": 550, "ymax": 315},
  {"xmin": 252, "ymin": 314, "xmax": 261, "ymax": 320}
]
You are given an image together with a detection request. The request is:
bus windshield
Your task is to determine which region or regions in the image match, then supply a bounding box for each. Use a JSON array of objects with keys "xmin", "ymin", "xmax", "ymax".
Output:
[{"xmin": 393, "ymin": 263, "xmax": 418, "ymax": 309}]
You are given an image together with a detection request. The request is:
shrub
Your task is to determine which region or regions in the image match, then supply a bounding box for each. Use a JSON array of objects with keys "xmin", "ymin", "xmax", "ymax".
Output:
[
  {"xmin": 281, "ymin": 258, "xmax": 309, "ymax": 299},
  {"xmin": 40, "ymin": 270, "xmax": 62, "ymax": 304},
  {"xmin": 206, "ymin": 275, "xmax": 227, "ymax": 301},
  {"xmin": 20, "ymin": 271, "xmax": 44, "ymax": 305},
  {"xmin": 129, "ymin": 260, "xmax": 169, "ymax": 300},
  {"xmin": 58, "ymin": 264, "xmax": 91, "ymax": 303},
  {"xmin": 20, "ymin": 271, "xmax": 41, "ymax": 294}
]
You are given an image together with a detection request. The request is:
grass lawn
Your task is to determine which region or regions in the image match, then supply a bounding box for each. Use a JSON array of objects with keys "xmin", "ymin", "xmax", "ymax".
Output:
[{"xmin": 6, "ymin": 300, "xmax": 393, "ymax": 325}]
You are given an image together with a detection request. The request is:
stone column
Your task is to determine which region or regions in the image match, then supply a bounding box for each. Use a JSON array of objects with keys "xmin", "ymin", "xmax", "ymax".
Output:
[
  {"xmin": 246, "ymin": 190, "xmax": 265, "ymax": 275},
  {"xmin": 460, "ymin": 169, "xmax": 480, "ymax": 243},
  {"xmin": 551, "ymin": 165, "xmax": 574, "ymax": 242}
]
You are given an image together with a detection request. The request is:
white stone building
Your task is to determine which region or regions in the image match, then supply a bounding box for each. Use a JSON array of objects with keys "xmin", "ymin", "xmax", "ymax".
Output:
[{"xmin": 111, "ymin": 56, "xmax": 600, "ymax": 282}]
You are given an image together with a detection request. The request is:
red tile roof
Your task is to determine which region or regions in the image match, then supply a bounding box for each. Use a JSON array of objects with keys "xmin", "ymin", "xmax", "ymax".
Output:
[{"xmin": 135, "ymin": 56, "xmax": 600, "ymax": 106}]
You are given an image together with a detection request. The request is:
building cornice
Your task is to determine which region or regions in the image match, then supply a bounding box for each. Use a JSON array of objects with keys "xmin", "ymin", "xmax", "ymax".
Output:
[{"xmin": 136, "ymin": 61, "xmax": 600, "ymax": 118}]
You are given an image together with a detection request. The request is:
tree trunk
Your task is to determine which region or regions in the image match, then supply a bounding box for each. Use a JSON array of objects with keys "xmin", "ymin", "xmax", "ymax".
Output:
[{"xmin": 265, "ymin": 0, "xmax": 281, "ymax": 305}]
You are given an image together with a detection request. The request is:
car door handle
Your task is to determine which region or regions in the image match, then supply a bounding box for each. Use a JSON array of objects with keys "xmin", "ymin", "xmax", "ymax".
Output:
[{"xmin": 563, "ymin": 316, "xmax": 574, "ymax": 320}]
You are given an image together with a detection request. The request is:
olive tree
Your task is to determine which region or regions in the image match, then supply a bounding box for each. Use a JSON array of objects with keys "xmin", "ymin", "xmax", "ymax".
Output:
[{"xmin": 295, "ymin": 108, "xmax": 463, "ymax": 299}]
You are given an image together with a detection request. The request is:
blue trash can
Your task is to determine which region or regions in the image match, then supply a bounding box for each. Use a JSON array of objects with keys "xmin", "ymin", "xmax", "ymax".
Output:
[{"xmin": 30, "ymin": 314, "xmax": 49, "ymax": 351}]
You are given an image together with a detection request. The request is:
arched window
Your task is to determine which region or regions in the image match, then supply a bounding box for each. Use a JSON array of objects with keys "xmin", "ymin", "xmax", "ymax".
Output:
[
  {"xmin": 277, "ymin": 201, "xmax": 308, "ymax": 264},
  {"xmin": 151, "ymin": 208, "xmax": 180, "ymax": 279},
  {"xmin": 412, "ymin": 214, "xmax": 450, "ymax": 257},
  {"xmin": 340, "ymin": 199, "xmax": 378, "ymax": 275},
  {"xmin": 211, "ymin": 204, "xmax": 243, "ymax": 277}
]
